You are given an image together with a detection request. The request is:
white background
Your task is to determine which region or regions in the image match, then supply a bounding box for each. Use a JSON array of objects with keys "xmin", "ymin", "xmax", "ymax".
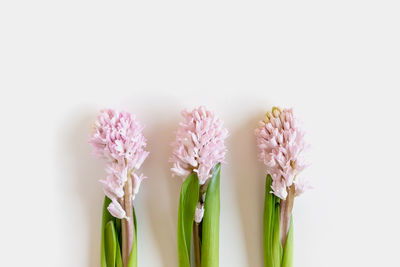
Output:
[{"xmin": 1, "ymin": 0, "xmax": 399, "ymax": 266}]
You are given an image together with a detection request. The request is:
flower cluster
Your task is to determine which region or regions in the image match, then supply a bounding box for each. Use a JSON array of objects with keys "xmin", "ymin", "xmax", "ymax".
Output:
[
  {"xmin": 170, "ymin": 106, "xmax": 228, "ymax": 185},
  {"xmin": 89, "ymin": 109, "xmax": 149, "ymax": 219},
  {"xmin": 255, "ymin": 107, "xmax": 310, "ymax": 199}
]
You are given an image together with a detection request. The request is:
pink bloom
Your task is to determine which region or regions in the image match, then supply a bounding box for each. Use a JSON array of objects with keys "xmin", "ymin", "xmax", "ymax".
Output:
[
  {"xmin": 90, "ymin": 109, "xmax": 149, "ymax": 170},
  {"xmin": 108, "ymin": 199, "xmax": 127, "ymax": 219},
  {"xmin": 89, "ymin": 109, "xmax": 149, "ymax": 218},
  {"xmin": 255, "ymin": 107, "xmax": 309, "ymax": 199},
  {"xmin": 99, "ymin": 163, "xmax": 127, "ymax": 200},
  {"xmin": 170, "ymin": 106, "xmax": 228, "ymax": 185},
  {"xmin": 294, "ymin": 175, "xmax": 312, "ymax": 197},
  {"xmin": 132, "ymin": 173, "xmax": 146, "ymax": 200}
]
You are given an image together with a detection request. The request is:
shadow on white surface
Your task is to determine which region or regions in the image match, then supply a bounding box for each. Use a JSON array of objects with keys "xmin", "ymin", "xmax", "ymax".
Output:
[
  {"xmin": 230, "ymin": 113, "xmax": 266, "ymax": 267},
  {"xmin": 62, "ymin": 111, "xmax": 104, "ymax": 267},
  {"xmin": 141, "ymin": 117, "xmax": 181, "ymax": 266}
]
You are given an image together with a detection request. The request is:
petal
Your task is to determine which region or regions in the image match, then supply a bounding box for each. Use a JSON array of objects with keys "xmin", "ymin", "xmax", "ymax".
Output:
[{"xmin": 107, "ymin": 200, "xmax": 127, "ymax": 219}]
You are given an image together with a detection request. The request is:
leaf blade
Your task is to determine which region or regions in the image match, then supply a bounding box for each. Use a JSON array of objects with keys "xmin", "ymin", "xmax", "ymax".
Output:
[
  {"xmin": 101, "ymin": 196, "xmax": 114, "ymax": 267},
  {"xmin": 201, "ymin": 164, "xmax": 221, "ymax": 267},
  {"xmin": 281, "ymin": 217, "xmax": 293, "ymax": 267},
  {"xmin": 177, "ymin": 173, "xmax": 200, "ymax": 267},
  {"xmin": 264, "ymin": 174, "xmax": 282, "ymax": 267},
  {"xmin": 127, "ymin": 206, "xmax": 138, "ymax": 267},
  {"xmin": 116, "ymin": 237, "xmax": 123, "ymax": 267},
  {"xmin": 105, "ymin": 221, "xmax": 117, "ymax": 267}
]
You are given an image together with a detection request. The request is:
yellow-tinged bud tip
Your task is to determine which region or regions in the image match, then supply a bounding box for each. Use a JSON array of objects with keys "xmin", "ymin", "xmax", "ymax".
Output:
[
  {"xmin": 290, "ymin": 160, "xmax": 296, "ymax": 169},
  {"xmin": 263, "ymin": 106, "xmax": 282, "ymax": 122},
  {"xmin": 263, "ymin": 111, "xmax": 272, "ymax": 123},
  {"xmin": 272, "ymin": 106, "xmax": 281, "ymax": 117}
]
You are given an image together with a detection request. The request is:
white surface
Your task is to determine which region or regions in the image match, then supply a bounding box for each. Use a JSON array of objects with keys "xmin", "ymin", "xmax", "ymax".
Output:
[{"xmin": 1, "ymin": 0, "xmax": 399, "ymax": 266}]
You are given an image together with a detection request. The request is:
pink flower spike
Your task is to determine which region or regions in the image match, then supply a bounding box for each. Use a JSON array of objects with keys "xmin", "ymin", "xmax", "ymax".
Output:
[
  {"xmin": 170, "ymin": 106, "xmax": 228, "ymax": 185},
  {"xmin": 255, "ymin": 107, "xmax": 309, "ymax": 199},
  {"xmin": 89, "ymin": 109, "xmax": 149, "ymax": 219},
  {"xmin": 89, "ymin": 109, "xmax": 149, "ymax": 170}
]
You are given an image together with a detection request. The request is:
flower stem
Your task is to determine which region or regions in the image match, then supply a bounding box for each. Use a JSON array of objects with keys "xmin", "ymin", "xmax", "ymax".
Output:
[
  {"xmin": 122, "ymin": 175, "xmax": 135, "ymax": 267},
  {"xmin": 193, "ymin": 222, "xmax": 201, "ymax": 267},
  {"xmin": 280, "ymin": 184, "xmax": 295, "ymax": 247}
]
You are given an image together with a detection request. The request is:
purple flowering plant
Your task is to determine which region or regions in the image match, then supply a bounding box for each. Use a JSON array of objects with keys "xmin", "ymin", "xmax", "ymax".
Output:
[
  {"xmin": 89, "ymin": 109, "xmax": 149, "ymax": 267},
  {"xmin": 170, "ymin": 106, "xmax": 228, "ymax": 267},
  {"xmin": 255, "ymin": 107, "xmax": 310, "ymax": 267}
]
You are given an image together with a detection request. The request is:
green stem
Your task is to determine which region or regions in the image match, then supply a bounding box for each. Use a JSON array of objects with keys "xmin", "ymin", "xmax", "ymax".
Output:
[
  {"xmin": 193, "ymin": 222, "xmax": 201, "ymax": 267},
  {"xmin": 280, "ymin": 184, "xmax": 294, "ymax": 247},
  {"xmin": 122, "ymin": 175, "xmax": 134, "ymax": 267}
]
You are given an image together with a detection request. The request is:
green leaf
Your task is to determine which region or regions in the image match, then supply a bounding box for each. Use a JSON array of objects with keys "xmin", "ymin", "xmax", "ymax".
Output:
[
  {"xmin": 264, "ymin": 174, "xmax": 282, "ymax": 267},
  {"xmin": 177, "ymin": 173, "xmax": 200, "ymax": 267},
  {"xmin": 127, "ymin": 206, "xmax": 138, "ymax": 267},
  {"xmin": 116, "ymin": 237, "xmax": 123, "ymax": 267},
  {"xmin": 272, "ymin": 203, "xmax": 282, "ymax": 267},
  {"xmin": 101, "ymin": 197, "xmax": 114, "ymax": 267},
  {"xmin": 281, "ymin": 217, "xmax": 293, "ymax": 267},
  {"xmin": 105, "ymin": 221, "xmax": 117, "ymax": 267},
  {"xmin": 201, "ymin": 163, "xmax": 221, "ymax": 267},
  {"xmin": 101, "ymin": 197, "xmax": 137, "ymax": 267}
]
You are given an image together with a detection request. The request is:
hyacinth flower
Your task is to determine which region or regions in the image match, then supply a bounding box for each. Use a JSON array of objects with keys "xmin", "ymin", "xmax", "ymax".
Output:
[
  {"xmin": 170, "ymin": 106, "xmax": 228, "ymax": 267},
  {"xmin": 255, "ymin": 107, "xmax": 310, "ymax": 267},
  {"xmin": 89, "ymin": 109, "xmax": 149, "ymax": 267}
]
